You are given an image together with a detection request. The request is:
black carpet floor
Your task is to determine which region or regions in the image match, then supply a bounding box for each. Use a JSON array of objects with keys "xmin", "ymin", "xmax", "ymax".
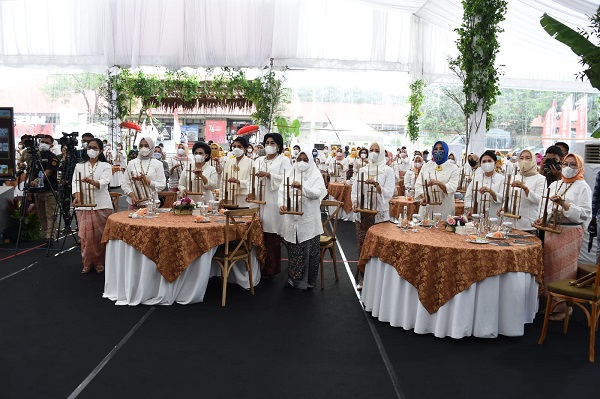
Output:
[{"xmin": 0, "ymin": 206, "xmax": 598, "ymax": 398}]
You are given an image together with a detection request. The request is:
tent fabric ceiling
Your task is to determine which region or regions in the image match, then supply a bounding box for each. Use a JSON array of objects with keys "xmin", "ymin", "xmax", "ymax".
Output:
[{"xmin": 0, "ymin": 0, "xmax": 597, "ymax": 91}]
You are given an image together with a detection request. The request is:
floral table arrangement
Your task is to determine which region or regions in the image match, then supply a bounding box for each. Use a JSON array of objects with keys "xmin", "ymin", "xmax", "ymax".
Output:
[
  {"xmin": 444, "ymin": 215, "xmax": 468, "ymax": 232},
  {"xmin": 172, "ymin": 197, "xmax": 196, "ymax": 215}
]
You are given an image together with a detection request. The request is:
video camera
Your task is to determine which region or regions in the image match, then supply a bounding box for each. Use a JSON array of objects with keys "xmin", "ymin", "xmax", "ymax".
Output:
[
  {"xmin": 543, "ymin": 157, "xmax": 562, "ymax": 175},
  {"xmin": 22, "ymin": 134, "xmax": 47, "ymax": 151},
  {"xmin": 59, "ymin": 132, "xmax": 79, "ymax": 149}
]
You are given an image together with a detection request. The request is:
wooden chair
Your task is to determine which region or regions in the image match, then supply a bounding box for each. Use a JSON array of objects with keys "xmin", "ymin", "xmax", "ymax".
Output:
[
  {"xmin": 320, "ymin": 200, "xmax": 342, "ymax": 289},
  {"xmin": 109, "ymin": 192, "xmax": 121, "ymax": 212},
  {"xmin": 157, "ymin": 191, "xmax": 177, "ymax": 208},
  {"xmin": 212, "ymin": 207, "xmax": 259, "ymax": 306},
  {"xmin": 538, "ymin": 261, "xmax": 600, "ymax": 362}
]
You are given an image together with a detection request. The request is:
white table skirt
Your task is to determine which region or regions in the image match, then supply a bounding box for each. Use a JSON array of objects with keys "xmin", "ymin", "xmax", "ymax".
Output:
[
  {"xmin": 327, "ymin": 195, "xmax": 354, "ymax": 221},
  {"xmin": 362, "ymin": 258, "xmax": 539, "ymax": 338},
  {"xmin": 103, "ymin": 240, "xmax": 261, "ymax": 306}
]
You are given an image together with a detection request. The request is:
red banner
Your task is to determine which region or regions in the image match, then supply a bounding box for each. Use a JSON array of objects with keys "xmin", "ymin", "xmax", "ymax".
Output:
[
  {"xmin": 205, "ymin": 120, "xmax": 227, "ymax": 143},
  {"xmin": 557, "ymin": 95, "xmax": 572, "ymax": 140},
  {"xmin": 576, "ymin": 96, "xmax": 588, "ymax": 139},
  {"xmin": 542, "ymin": 99, "xmax": 556, "ymax": 149}
]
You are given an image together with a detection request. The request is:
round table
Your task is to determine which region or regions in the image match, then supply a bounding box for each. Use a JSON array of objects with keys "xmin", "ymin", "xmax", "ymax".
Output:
[
  {"xmin": 327, "ymin": 182, "xmax": 353, "ymax": 214},
  {"xmin": 389, "ymin": 196, "xmax": 419, "ymax": 219},
  {"xmin": 358, "ymin": 222, "xmax": 543, "ymax": 338},
  {"xmin": 101, "ymin": 211, "xmax": 266, "ymax": 305}
]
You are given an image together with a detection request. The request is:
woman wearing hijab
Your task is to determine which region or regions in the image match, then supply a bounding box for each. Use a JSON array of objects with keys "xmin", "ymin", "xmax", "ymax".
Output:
[
  {"xmin": 534, "ymin": 153, "xmax": 591, "ymax": 320},
  {"xmin": 178, "ymin": 142, "xmax": 218, "ymax": 203},
  {"xmin": 415, "ymin": 140, "xmax": 459, "ymax": 218},
  {"xmin": 329, "ymin": 148, "xmax": 348, "ymax": 183},
  {"xmin": 72, "ymin": 138, "xmax": 113, "ymax": 273},
  {"xmin": 168, "ymin": 142, "xmax": 191, "ymax": 193},
  {"xmin": 404, "ymin": 154, "xmax": 424, "ymax": 192},
  {"xmin": 351, "ymin": 142, "xmax": 396, "ymax": 289},
  {"xmin": 279, "ymin": 150, "xmax": 327, "ymax": 290},
  {"xmin": 109, "ymin": 143, "xmax": 128, "ymax": 188},
  {"xmin": 122, "ymin": 136, "xmax": 166, "ymax": 210},
  {"xmin": 464, "ymin": 150, "xmax": 504, "ymax": 218},
  {"xmin": 222, "ymin": 136, "xmax": 254, "ymax": 208},
  {"xmin": 503, "ymin": 149, "xmax": 546, "ymax": 232},
  {"xmin": 248, "ymin": 133, "xmax": 292, "ymax": 278}
]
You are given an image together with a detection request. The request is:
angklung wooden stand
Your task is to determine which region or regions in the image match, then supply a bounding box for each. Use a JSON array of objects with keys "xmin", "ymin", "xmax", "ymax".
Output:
[
  {"xmin": 222, "ymin": 165, "xmax": 240, "ymax": 209},
  {"xmin": 185, "ymin": 164, "xmax": 204, "ymax": 195},
  {"xmin": 281, "ymin": 169, "xmax": 303, "ymax": 215},
  {"xmin": 423, "ymin": 172, "xmax": 442, "ymax": 206},
  {"xmin": 246, "ymin": 167, "xmax": 266, "ymax": 205},
  {"xmin": 356, "ymin": 168, "xmax": 378, "ymax": 215},
  {"xmin": 76, "ymin": 172, "xmax": 96, "ymax": 208},
  {"xmin": 501, "ymin": 169, "xmax": 522, "ymax": 220},
  {"xmin": 129, "ymin": 165, "xmax": 151, "ymax": 205},
  {"xmin": 533, "ymin": 186, "xmax": 563, "ymax": 234},
  {"xmin": 457, "ymin": 168, "xmax": 469, "ymax": 193}
]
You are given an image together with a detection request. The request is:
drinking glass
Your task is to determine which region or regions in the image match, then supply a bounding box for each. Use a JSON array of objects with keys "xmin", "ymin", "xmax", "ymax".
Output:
[
  {"xmin": 145, "ymin": 201, "xmax": 154, "ymax": 218},
  {"xmin": 502, "ymin": 221, "xmax": 513, "ymax": 238},
  {"xmin": 200, "ymin": 204, "xmax": 209, "ymax": 217},
  {"xmin": 433, "ymin": 213, "xmax": 442, "ymax": 228},
  {"xmin": 412, "ymin": 214, "xmax": 422, "ymax": 232}
]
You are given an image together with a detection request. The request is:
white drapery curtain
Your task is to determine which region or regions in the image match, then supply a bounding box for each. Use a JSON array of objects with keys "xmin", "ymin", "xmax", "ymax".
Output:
[{"xmin": 0, "ymin": 0, "xmax": 597, "ymax": 90}]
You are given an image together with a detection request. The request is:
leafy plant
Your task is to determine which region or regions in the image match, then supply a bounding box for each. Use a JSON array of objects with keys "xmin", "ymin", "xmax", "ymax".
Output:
[
  {"xmin": 448, "ymin": 0, "xmax": 507, "ymax": 154},
  {"xmin": 540, "ymin": 6, "xmax": 600, "ymax": 137},
  {"xmin": 274, "ymin": 117, "xmax": 301, "ymax": 145},
  {"xmin": 406, "ymin": 79, "xmax": 426, "ymax": 142},
  {"xmin": 4, "ymin": 197, "xmax": 41, "ymax": 242}
]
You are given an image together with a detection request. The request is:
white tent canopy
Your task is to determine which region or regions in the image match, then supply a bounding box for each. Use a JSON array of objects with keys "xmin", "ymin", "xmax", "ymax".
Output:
[
  {"xmin": 316, "ymin": 116, "xmax": 385, "ymax": 147},
  {"xmin": 0, "ymin": 0, "xmax": 598, "ymax": 91}
]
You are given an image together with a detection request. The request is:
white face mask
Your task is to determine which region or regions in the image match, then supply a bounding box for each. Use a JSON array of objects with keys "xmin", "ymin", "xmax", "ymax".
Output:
[
  {"xmin": 296, "ymin": 161, "xmax": 310, "ymax": 172},
  {"xmin": 232, "ymin": 148, "xmax": 244, "ymax": 158},
  {"xmin": 401, "ymin": 153, "xmax": 407, "ymax": 158},
  {"xmin": 177, "ymin": 148, "xmax": 186, "ymax": 156},
  {"xmin": 284, "ymin": 150, "xmax": 290, "ymax": 156},
  {"xmin": 194, "ymin": 154, "xmax": 205, "ymax": 163},
  {"xmin": 153, "ymin": 152, "xmax": 163, "ymax": 160},
  {"xmin": 247, "ymin": 149, "xmax": 253, "ymax": 153},
  {"xmin": 265, "ymin": 145, "xmax": 277, "ymax": 155},
  {"xmin": 39, "ymin": 143, "xmax": 51, "ymax": 152},
  {"xmin": 293, "ymin": 150, "xmax": 299, "ymax": 156},
  {"xmin": 562, "ymin": 166, "xmax": 578, "ymax": 179},
  {"xmin": 360, "ymin": 153, "xmax": 367, "ymax": 159},
  {"xmin": 448, "ymin": 159, "xmax": 456, "ymax": 164},
  {"xmin": 414, "ymin": 162, "xmax": 422, "ymax": 168},
  {"xmin": 87, "ymin": 149, "xmax": 99, "ymax": 159},
  {"xmin": 368, "ymin": 152, "xmax": 379, "ymax": 163},
  {"xmin": 323, "ymin": 150, "xmax": 329, "ymax": 155},
  {"xmin": 510, "ymin": 156, "xmax": 517, "ymax": 162},
  {"xmin": 139, "ymin": 147, "xmax": 151, "ymax": 157},
  {"xmin": 481, "ymin": 162, "xmax": 495, "ymax": 173},
  {"xmin": 82, "ymin": 142, "xmax": 88, "ymax": 149}
]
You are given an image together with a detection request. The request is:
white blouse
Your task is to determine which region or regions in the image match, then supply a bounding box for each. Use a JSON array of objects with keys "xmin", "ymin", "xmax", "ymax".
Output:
[
  {"xmin": 222, "ymin": 155, "xmax": 253, "ymax": 197},
  {"xmin": 351, "ymin": 165, "xmax": 396, "ymax": 224},
  {"xmin": 463, "ymin": 172, "xmax": 505, "ymax": 218},
  {"xmin": 71, "ymin": 161, "xmax": 112, "ymax": 211},
  {"xmin": 414, "ymin": 161, "xmax": 459, "ymax": 217},
  {"xmin": 539, "ymin": 179, "xmax": 592, "ymax": 228},
  {"xmin": 168, "ymin": 157, "xmax": 191, "ymax": 190},
  {"xmin": 505, "ymin": 173, "xmax": 546, "ymax": 231},
  {"xmin": 177, "ymin": 162, "xmax": 218, "ymax": 202},
  {"xmin": 122, "ymin": 158, "xmax": 167, "ymax": 205},
  {"xmin": 254, "ymin": 155, "xmax": 292, "ymax": 234}
]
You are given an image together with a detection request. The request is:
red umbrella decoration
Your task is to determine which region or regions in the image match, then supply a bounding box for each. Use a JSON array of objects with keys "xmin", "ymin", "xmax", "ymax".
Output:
[
  {"xmin": 237, "ymin": 124, "xmax": 259, "ymax": 136},
  {"xmin": 120, "ymin": 121, "xmax": 142, "ymax": 131}
]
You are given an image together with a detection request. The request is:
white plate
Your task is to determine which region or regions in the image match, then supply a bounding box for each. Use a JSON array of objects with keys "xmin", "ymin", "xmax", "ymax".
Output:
[
  {"xmin": 466, "ymin": 239, "xmax": 490, "ymax": 244},
  {"xmin": 156, "ymin": 208, "xmax": 171, "ymax": 213}
]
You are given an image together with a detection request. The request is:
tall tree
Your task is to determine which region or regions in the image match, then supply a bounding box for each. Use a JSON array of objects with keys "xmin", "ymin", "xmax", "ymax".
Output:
[{"xmin": 43, "ymin": 72, "xmax": 106, "ymax": 124}]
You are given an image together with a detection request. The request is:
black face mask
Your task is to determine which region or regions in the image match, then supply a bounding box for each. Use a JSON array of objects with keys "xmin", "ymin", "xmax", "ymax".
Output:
[{"xmin": 468, "ymin": 159, "xmax": 477, "ymax": 167}]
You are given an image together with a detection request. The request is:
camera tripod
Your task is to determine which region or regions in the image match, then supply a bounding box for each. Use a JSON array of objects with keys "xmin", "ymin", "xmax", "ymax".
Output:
[{"xmin": 14, "ymin": 150, "xmax": 77, "ymax": 256}]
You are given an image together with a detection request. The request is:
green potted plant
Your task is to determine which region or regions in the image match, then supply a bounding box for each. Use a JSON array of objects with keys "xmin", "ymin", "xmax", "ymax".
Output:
[{"xmin": 3, "ymin": 197, "xmax": 41, "ymax": 242}]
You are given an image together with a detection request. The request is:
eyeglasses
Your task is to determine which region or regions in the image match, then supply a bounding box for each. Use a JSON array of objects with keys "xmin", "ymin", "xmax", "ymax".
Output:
[{"xmin": 562, "ymin": 162, "xmax": 578, "ymax": 168}]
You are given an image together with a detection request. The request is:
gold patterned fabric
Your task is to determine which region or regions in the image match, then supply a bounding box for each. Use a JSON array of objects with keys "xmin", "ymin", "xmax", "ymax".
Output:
[
  {"xmin": 389, "ymin": 196, "xmax": 419, "ymax": 219},
  {"xmin": 327, "ymin": 182, "xmax": 352, "ymax": 213},
  {"xmin": 101, "ymin": 212, "xmax": 266, "ymax": 283},
  {"xmin": 357, "ymin": 222, "xmax": 543, "ymax": 314}
]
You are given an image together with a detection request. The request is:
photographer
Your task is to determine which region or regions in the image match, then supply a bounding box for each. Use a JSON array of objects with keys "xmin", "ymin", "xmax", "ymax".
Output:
[
  {"xmin": 30, "ymin": 135, "xmax": 59, "ymax": 244},
  {"xmin": 540, "ymin": 146, "xmax": 563, "ymax": 187},
  {"xmin": 76, "ymin": 132, "xmax": 94, "ymax": 162}
]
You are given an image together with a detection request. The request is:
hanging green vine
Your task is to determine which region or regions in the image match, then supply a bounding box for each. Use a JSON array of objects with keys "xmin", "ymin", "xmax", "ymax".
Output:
[
  {"xmin": 448, "ymin": 0, "xmax": 507, "ymax": 148},
  {"xmin": 407, "ymin": 79, "xmax": 426, "ymax": 142},
  {"xmin": 104, "ymin": 66, "xmax": 287, "ymax": 129}
]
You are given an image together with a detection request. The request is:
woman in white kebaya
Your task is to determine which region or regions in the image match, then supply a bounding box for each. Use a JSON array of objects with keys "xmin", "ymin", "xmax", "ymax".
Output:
[
  {"xmin": 464, "ymin": 150, "xmax": 504, "ymax": 218},
  {"xmin": 222, "ymin": 136, "xmax": 254, "ymax": 208},
  {"xmin": 279, "ymin": 150, "xmax": 327, "ymax": 290},
  {"xmin": 178, "ymin": 142, "xmax": 218, "ymax": 203}
]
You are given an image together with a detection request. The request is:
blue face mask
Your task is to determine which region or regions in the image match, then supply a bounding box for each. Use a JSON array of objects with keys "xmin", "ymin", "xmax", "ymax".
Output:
[
  {"xmin": 153, "ymin": 152, "xmax": 162, "ymax": 160},
  {"xmin": 433, "ymin": 150, "xmax": 445, "ymax": 163}
]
